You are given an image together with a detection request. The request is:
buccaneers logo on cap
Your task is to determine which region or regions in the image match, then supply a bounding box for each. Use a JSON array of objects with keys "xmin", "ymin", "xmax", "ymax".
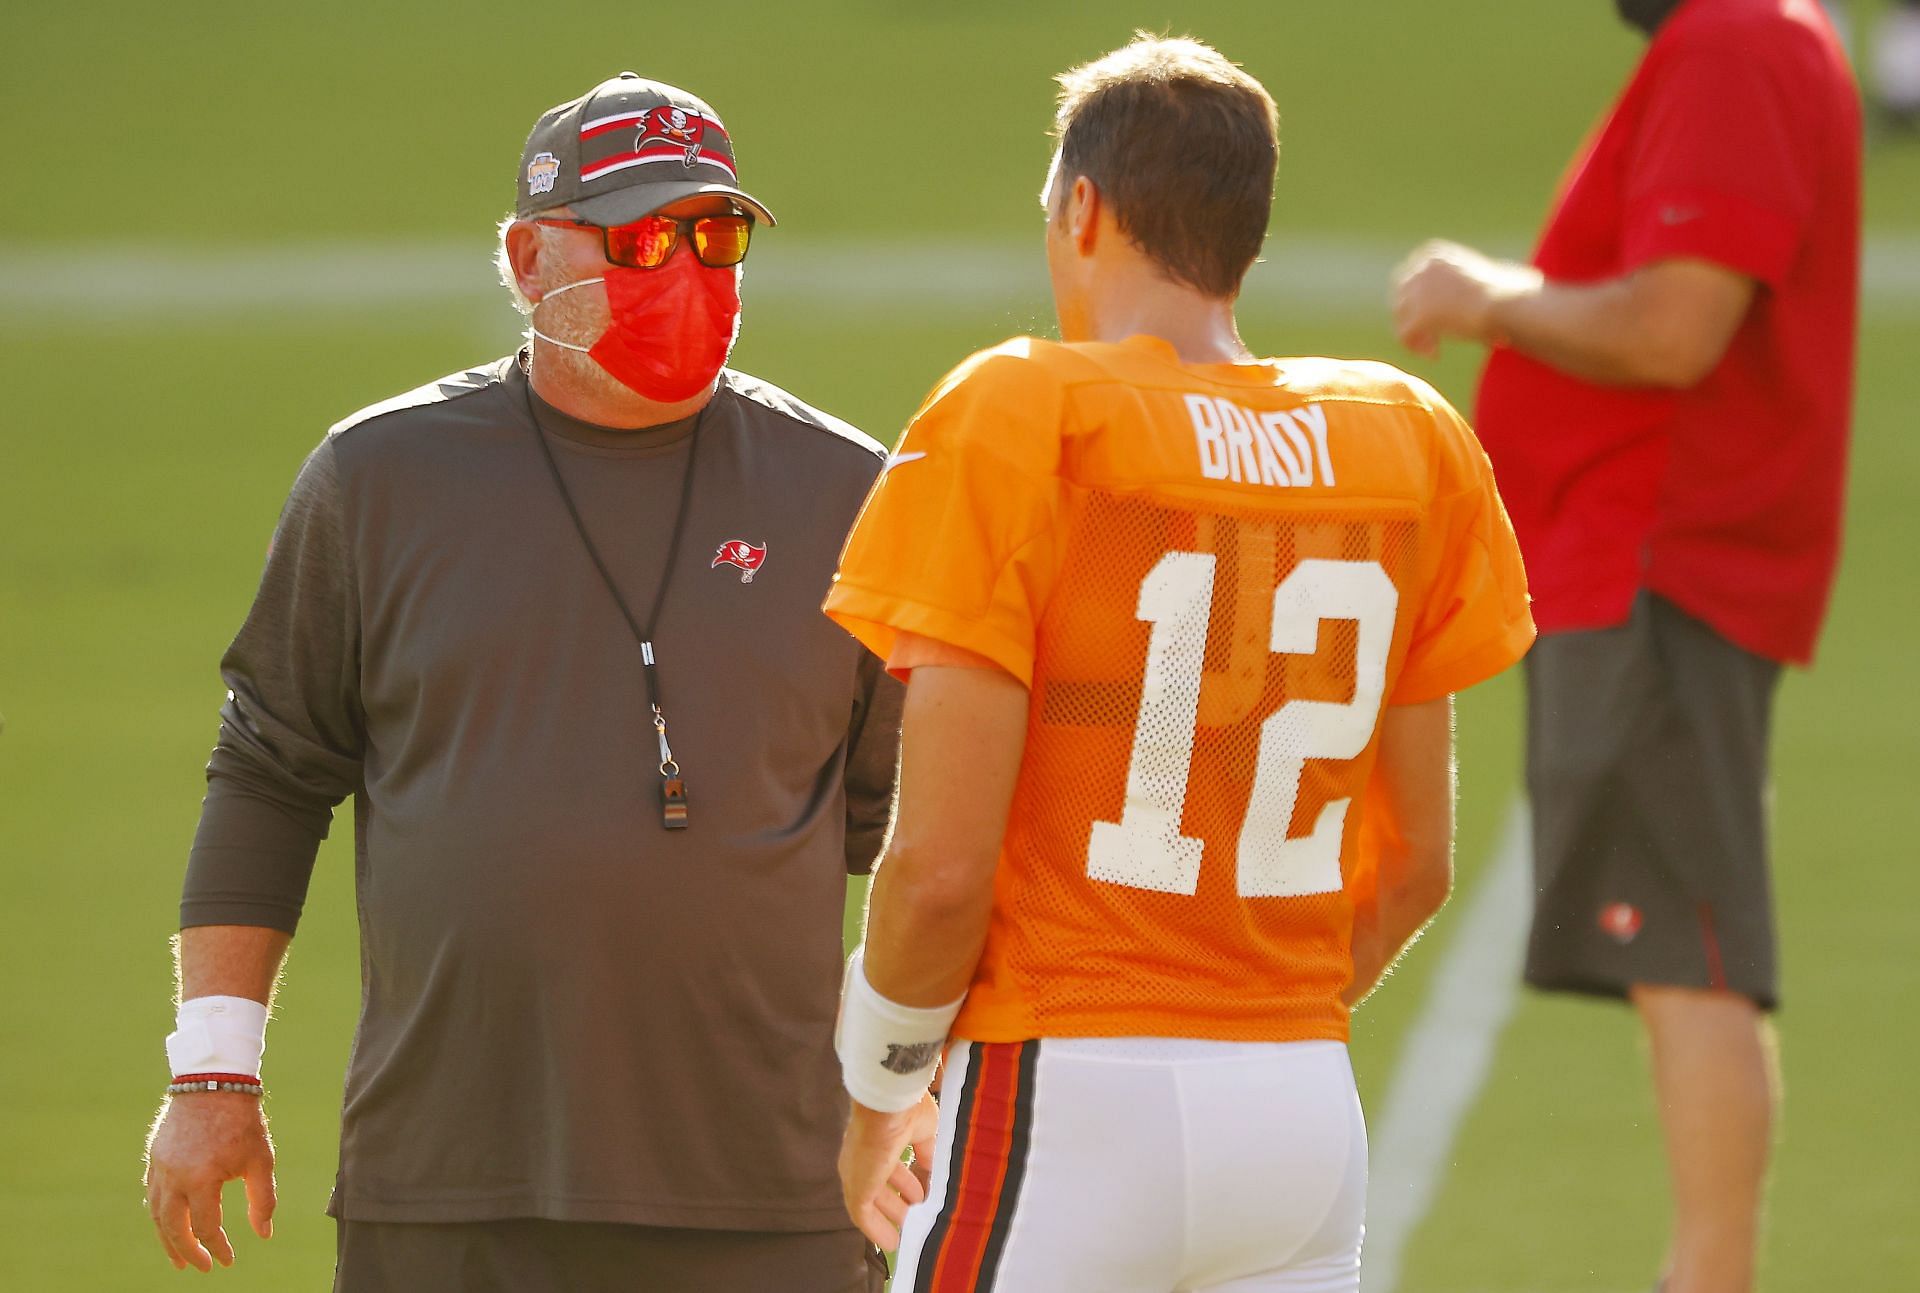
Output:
[
  {"xmin": 638, "ymin": 106, "xmax": 705, "ymax": 168},
  {"xmin": 712, "ymin": 539, "xmax": 767, "ymax": 583}
]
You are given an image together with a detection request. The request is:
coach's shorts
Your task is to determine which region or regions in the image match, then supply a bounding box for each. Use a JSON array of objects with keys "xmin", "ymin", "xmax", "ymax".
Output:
[
  {"xmin": 332, "ymin": 1216, "xmax": 887, "ymax": 1293},
  {"xmin": 894, "ymin": 1037, "xmax": 1367, "ymax": 1293},
  {"xmin": 1523, "ymin": 593, "xmax": 1782, "ymax": 1008}
]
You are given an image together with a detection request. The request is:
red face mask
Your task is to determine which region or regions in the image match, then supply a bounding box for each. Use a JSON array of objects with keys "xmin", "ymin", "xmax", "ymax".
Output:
[{"xmin": 531, "ymin": 250, "xmax": 741, "ymax": 403}]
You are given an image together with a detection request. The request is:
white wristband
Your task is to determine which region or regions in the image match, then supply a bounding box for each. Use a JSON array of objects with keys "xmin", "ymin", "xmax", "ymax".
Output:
[
  {"xmin": 165, "ymin": 995, "xmax": 269, "ymax": 1079},
  {"xmin": 835, "ymin": 948, "xmax": 965, "ymax": 1114}
]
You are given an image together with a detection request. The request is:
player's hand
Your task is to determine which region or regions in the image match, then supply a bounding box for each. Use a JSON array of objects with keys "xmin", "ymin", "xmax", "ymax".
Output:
[
  {"xmin": 839, "ymin": 1093, "xmax": 939, "ymax": 1252},
  {"xmin": 1391, "ymin": 240, "xmax": 1541, "ymax": 357},
  {"xmin": 144, "ymin": 1093, "xmax": 277, "ymax": 1272}
]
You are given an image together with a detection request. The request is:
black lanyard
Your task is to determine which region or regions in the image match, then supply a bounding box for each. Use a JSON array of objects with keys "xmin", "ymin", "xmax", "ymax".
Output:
[{"xmin": 524, "ymin": 379, "xmax": 707, "ymax": 829}]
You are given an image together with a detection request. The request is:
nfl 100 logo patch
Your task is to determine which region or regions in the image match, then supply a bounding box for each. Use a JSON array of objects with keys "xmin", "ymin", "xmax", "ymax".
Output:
[{"xmin": 526, "ymin": 152, "xmax": 560, "ymax": 196}]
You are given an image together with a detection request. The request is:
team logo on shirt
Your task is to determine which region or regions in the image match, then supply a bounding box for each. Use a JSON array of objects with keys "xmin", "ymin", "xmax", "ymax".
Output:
[
  {"xmin": 637, "ymin": 106, "xmax": 706, "ymax": 168},
  {"xmin": 711, "ymin": 539, "xmax": 767, "ymax": 582},
  {"xmin": 525, "ymin": 151, "xmax": 561, "ymax": 196},
  {"xmin": 1598, "ymin": 902, "xmax": 1644, "ymax": 944}
]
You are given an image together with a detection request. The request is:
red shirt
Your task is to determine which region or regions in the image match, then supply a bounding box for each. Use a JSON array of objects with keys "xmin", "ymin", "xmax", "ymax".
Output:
[{"xmin": 1476, "ymin": 0, "xmax": 1859, "ymax": 664}]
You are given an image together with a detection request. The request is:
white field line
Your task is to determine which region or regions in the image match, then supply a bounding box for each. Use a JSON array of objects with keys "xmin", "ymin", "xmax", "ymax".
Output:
[
  {"xmin": 1362, "ymin": 800, "xmax": 1534, "ymax": 1293},
  {"xmin": 3, "ymin": 236, "xmax": 1918, "ymax": 323}
]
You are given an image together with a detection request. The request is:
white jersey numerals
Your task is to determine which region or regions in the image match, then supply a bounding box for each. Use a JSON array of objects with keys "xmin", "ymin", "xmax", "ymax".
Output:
[
  {"xmin": 1087, "ymin": 552, "xmax": 1217, "ymax": 896},
  {"xmin": 1087, "ymin": 554, "xmax": 1398, "ymax": 899}
]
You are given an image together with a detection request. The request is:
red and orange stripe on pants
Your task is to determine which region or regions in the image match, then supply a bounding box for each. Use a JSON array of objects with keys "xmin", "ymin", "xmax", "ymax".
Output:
[{"xmin": 909, "ymin": 1041, "xmax": 1041, "ymax": 1292}]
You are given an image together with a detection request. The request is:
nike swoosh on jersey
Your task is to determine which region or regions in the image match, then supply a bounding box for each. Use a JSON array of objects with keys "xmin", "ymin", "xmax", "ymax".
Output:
[{"xmin": 884, "ymin": 451, "xmax": 928, "ymax": 470}]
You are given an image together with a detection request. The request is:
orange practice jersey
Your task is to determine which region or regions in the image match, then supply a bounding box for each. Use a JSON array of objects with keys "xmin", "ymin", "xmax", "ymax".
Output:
[{"xmin": 825, "ymin": 335, "xmax": 1534, "ymax": 1044}]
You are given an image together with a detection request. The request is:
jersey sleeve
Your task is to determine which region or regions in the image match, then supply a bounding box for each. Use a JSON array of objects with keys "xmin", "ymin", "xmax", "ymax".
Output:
[
  {"xmin": 824, "ymin": 342, "xmax": 1068, "ymax": 688},
  {"xmin": 1391, "ymin": 397, "xmax": 1535, "ymax": 705},
  {"xmin": 1620, "ymin": 36, "xmax": 1819, "ymax": 287},
  {"xmin": 886, "ymin": 631, "xmax": 1012, "ymax": 681}
]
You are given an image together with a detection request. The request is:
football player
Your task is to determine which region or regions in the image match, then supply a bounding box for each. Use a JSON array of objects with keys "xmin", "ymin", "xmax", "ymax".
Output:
[{"xmin": 824, "ymin": 35, "xmax": 1534, "ymax": 1292}]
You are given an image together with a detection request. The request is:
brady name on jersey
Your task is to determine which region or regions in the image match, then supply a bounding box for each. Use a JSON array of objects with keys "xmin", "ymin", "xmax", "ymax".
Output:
[{"xmin": 1187, "ymin": 395, "xmax": 1335, "ymax": 488}]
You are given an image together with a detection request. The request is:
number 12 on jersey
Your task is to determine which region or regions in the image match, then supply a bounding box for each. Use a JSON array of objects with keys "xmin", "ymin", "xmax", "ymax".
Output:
[{"xmin": 1087, "ymin": 552, "xmax": 1398, "ymax": 899}]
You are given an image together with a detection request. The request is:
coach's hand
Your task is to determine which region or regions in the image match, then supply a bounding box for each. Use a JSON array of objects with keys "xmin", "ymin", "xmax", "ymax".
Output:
[
  {"xmin": 144, "ymin": 1092, "xmax": 277, "ymax": 1271},
  {"xmin": 1391, "ymin": 240, "xmax": 1542, "ymax": 357},
  {"xmin": 840, "ymin": 1093, "xmax": 938, "ymax": 1251}
]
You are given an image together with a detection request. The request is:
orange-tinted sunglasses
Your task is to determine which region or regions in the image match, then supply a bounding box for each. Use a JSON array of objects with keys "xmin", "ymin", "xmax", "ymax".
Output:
[{"xmin": 533, "ymin": 213, "xmax": 754, "ymax": 269}]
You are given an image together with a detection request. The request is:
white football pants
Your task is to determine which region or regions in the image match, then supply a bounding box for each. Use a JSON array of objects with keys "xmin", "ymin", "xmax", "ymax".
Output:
[{"xmin": 892, "ymin": 1037, "xmax": 1367, "ymax": 1293}]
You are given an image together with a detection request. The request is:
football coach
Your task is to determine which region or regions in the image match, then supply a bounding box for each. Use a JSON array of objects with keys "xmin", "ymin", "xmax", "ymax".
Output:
[
  {"xmin": 1390, "ymin": 2, "xmax": 1859, "ymax": 1291},
  {"xmin": 141, "ymin": 73, "xmax": 900, "ymax": 1292}
]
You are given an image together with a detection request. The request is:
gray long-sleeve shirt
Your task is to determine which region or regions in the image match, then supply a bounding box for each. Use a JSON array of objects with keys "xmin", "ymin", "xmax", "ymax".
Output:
[{"xmin": 182, "ymin": 354, "xmax": 903, "ymax": 1229}]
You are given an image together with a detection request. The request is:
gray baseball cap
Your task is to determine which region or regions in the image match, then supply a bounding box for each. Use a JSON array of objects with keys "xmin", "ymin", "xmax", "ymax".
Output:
[{"xmin": 516, "ymin": 72, "xmax": 776, "ymax": 226}]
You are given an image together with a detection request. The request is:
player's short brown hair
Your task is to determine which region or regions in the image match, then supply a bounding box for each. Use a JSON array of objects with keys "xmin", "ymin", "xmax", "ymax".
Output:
[{"xmin": 1052, "ymin": 34, "xmax": 1278, "ymax": 298}]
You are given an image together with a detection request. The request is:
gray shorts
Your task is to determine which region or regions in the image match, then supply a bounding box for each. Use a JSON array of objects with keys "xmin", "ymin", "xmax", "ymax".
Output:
[
  {"xmin": 333, "ymin": 1218, "xmax": 888, "ymax": 1293},
  {"xmin": 1523, "ymin": 594, "xmax": 1782, "ymax": 1009}
]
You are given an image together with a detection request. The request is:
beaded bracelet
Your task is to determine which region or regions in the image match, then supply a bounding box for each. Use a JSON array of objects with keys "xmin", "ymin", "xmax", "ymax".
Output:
[{"xmin": 168, "ymin": 1073, "xmax": 264, "ymax": 1097}]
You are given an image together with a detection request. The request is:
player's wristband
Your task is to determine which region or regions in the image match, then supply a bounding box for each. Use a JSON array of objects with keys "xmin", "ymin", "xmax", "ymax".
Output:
[
  {"xmin": 835, "ymin": 948, "xmax": 964, "ymax": 1114},
  {"xmin": 165, "ymin": 995, "xmax": 268, "ymax": 1081}
]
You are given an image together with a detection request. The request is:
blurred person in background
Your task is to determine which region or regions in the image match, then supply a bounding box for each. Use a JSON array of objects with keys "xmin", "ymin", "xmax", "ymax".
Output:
[
  {"xmin": 1873, "ymin": 0, "xmax": 1920, "ymax": 125},
  {"xmin": 1391, "ymin": 2, "xmax": 1859, "ymax": 1291},
  {"xmin": 828, "ymin": 34, "xmax": 1533, "ymax": 1292},
  {"xmin": 140, "ymin": 73, "xmax": 899, "ymax": 1292}
]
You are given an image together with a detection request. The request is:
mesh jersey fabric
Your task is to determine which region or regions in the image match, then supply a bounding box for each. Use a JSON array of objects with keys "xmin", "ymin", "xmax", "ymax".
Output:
[{"xmin": 825, "ymin": 334, "xmax": 1534, "ymax": 1043}]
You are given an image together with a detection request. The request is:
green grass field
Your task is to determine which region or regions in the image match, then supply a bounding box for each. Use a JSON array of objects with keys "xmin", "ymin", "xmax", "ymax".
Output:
[{"xmin": 4, "ymin": 2, "xmax": 1917, "ymax": 1288}]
